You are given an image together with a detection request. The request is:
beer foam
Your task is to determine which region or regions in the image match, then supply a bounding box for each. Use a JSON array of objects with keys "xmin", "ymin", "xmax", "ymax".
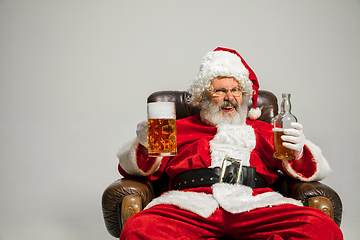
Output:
[{"xmin": 148, "ymin": 102, "xmax": 176, "ymax": 119}]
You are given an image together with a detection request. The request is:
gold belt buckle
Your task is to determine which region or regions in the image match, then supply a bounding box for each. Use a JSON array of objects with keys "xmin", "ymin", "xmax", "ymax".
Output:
[{"xmin": 219, "ymin": 157, "xmax": 243, "ymax": 184}]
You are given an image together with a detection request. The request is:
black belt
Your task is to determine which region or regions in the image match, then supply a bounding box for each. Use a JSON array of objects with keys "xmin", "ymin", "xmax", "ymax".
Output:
[{"xmin": 172, "ymin": 165, "xmax": 267, "ymax": 190}]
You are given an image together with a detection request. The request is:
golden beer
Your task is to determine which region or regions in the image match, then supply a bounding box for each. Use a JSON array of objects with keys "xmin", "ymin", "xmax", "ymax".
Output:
[
  {"xmin": 148, "ymin": 118, "xmax": 177, "ymax": 156},
  {"xmin": 273, "ymin": 128, "xmax": 295, "ymax": 160}
]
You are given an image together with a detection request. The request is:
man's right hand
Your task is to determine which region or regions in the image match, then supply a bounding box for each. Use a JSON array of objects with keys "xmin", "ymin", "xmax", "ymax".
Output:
[{"xmin": 136, "ymin": 120, "xmax": 148, "ymax": 148}]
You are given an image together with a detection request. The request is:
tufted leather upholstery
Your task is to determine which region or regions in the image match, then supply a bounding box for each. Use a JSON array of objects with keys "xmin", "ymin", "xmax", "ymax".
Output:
[{"xmin": 102, "ymin": 90, "xmax": 342, "ymax": 238}]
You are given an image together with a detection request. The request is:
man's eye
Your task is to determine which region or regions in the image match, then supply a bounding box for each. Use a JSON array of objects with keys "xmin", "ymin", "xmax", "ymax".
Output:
[
  {"xmin": 232, "ymin": 88, "xmax": 240, "ymax": 93},
  {"xmin": 215, "ymin": 89, "xmax": 226, "ymax": 93}
]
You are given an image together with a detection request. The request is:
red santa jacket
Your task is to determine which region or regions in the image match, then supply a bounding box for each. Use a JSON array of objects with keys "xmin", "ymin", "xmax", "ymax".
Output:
[{"xmin": 117, "ymin": 115, "xmax": 331, "ymax": 218}]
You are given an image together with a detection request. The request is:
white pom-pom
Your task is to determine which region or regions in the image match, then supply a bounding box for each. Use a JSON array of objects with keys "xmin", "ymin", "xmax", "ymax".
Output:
[{"xmin": 249, "ymin": 107, "xmax": 261, "ymax": 120}]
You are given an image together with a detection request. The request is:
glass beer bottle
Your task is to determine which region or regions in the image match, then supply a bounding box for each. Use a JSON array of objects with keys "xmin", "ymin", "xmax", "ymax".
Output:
[{"xmin": 273, "ymin": 93, "xmax": 297, "ymax": 160}]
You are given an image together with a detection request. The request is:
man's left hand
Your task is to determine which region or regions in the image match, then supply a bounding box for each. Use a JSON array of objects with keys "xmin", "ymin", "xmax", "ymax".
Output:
[{"xmin": 282, "ymin": 122, "xmax": 305, "ymax": 160}]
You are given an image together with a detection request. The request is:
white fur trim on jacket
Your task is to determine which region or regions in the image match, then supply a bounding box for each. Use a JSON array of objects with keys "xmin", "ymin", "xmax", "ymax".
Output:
[
  {"xmin": 282, "ymin": 139, "xmax": 332, "ymax": 182},
  {"xmin": 212, "ymin": 183, "xmax": 302, "ymax": 214},
  {"xmin": 117, "ymin": 138, "xmax": 162, "ymax": 177},
  {"xmin": 210, "ymin": 124, "xmax": 256, "ymax": 167},
  {"xmin": 144, "ymin": 183, "xmax": 303, "ymax": 218},
  {"xmin": 144, "ymin": 190, "xmax": 219, "ymax": 218}
]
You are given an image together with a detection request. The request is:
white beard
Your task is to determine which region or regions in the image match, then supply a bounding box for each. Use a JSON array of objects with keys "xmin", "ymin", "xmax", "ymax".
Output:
[
  {"xmin": 199, "ymin": 97, "xmax": 256, "ymax": 167},
  {"xmin": 199, "ymin": 97, "xmax": 248, "ymax": 126}
]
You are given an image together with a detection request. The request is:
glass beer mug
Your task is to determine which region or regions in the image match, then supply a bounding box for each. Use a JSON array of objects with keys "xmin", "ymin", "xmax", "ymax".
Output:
[
  {"xmin": 147, "ymin": 102, "xmax": 177, "ymax": 157},
  {"xmin": 273, "ymin": 93, "xmax": 297, "ymax": 160}
]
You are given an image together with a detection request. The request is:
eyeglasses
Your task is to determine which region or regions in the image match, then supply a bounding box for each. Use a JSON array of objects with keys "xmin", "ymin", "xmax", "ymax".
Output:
[{"xmin": 208, "ymin": 86, "xmax": 242, "ymax": 97}]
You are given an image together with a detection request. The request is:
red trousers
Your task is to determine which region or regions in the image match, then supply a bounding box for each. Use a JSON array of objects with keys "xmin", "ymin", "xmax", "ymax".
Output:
[{"xmin": 120, "ymin": 204, "xmax": 342, "ymax": 240}]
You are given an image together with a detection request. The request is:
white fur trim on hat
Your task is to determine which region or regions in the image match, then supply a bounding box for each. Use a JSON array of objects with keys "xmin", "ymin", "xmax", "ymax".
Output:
[
  {"xmin": 197, "ymin": 51, "xmax": 250, "ymax": 83},
  {"xmin": 189, "ymin": 50, "xmax": 253, "ymax": 105},
  {"xmin": 249, "ymin": 107, "xmax": 261, "ymax": 120}
]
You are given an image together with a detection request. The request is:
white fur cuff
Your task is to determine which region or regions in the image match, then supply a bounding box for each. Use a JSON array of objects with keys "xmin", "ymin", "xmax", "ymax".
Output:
[
  {"xmin": 282, "ymin": 139, "xmax": 332, "ymax": 182},
  {"xmin": 117, "ymin": 138, "xmax": 162, "ymax": 177}
]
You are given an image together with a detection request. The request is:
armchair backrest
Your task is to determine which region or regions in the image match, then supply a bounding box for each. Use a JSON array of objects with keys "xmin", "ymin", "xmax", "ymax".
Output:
[
  {"xmin": 147, "ymin": 90, "xmax": 280, "ymax": 196},
  {"xmin": 147, "ymin": 90, "xmax": 278, "ymax": 124}
]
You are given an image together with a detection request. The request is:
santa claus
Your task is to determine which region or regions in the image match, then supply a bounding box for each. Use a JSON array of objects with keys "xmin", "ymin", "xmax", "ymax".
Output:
[{"xmin": 117, "ymin": 47, "xmax": 343, "ymax": 239}]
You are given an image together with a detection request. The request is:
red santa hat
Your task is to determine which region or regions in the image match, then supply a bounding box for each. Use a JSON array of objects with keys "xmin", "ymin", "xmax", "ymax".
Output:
[{"xmin": 191, "ymin": 47, "xmax": 261, "ymax": 120}]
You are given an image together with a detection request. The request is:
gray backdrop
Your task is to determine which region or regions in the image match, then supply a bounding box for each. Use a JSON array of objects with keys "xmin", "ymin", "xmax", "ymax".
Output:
[{"xmin": 1, "ymin": 0, "xmax": 359, "ymax": 239}]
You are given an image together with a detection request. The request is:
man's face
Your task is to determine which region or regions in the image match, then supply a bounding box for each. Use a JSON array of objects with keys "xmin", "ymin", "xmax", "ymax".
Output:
[
  {"xmin": 207, "ymin": 77, "xmax": 243, "ymax": 114},
  {"xmin": 200, "ymin": 77, "xmax": 246, "ymax": 126}
]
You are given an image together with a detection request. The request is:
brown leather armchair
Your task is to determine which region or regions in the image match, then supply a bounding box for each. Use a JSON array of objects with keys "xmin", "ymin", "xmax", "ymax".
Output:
[{"xmin": 102, "ymin": 90, "xmax": 342, "ymax": 238}]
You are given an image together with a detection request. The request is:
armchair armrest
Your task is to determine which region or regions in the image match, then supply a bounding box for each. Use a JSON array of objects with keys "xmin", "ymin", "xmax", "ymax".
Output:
[
  {"xmin": 281, "ymin": 178, "xmax": 342, "ymax": 227},
  {"xmin": 101, "ymin": 178, "xmax": 155, "ymax": 238}
]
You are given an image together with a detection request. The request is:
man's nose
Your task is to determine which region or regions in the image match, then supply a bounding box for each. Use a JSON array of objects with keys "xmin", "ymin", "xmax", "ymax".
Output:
[{"xmin": 224, "ymin": 90, "xmax": 235, "ymax": 100}]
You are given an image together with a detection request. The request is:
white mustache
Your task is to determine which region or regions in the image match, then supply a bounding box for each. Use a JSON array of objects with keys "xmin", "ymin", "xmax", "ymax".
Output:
[{"xmin": 219, "ymin": 100, "xmax": 239, "ymax": 109}]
